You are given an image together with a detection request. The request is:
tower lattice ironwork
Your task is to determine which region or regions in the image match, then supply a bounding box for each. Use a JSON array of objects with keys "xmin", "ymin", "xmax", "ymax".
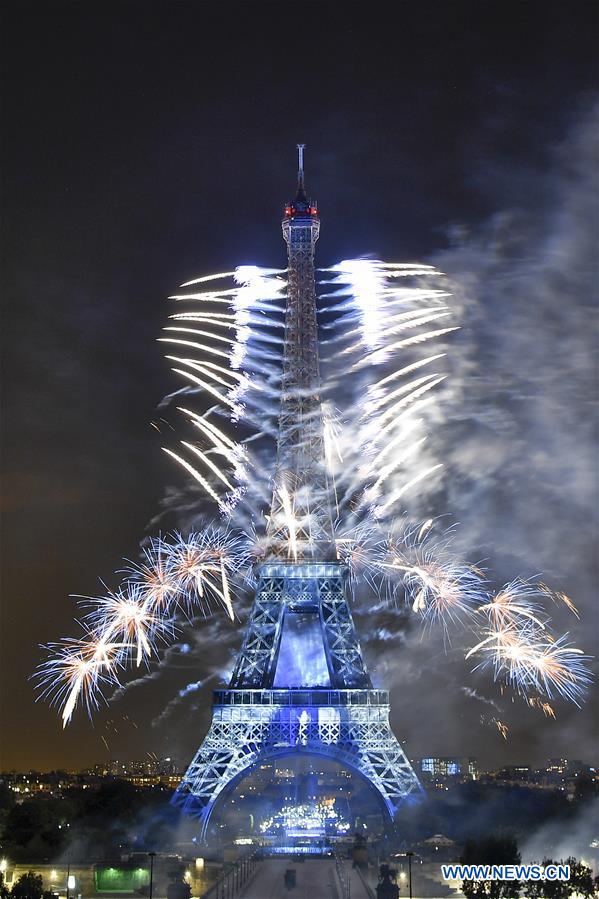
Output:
[{"xmin": 173, "ymin": 147, "xmax": 424, "ymax": 840}]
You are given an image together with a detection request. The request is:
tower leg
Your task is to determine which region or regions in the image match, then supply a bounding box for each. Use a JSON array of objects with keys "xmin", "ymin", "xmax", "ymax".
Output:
[{"xmin": 173, "ymin": 689, "xmax": 423, "ymax": 842}]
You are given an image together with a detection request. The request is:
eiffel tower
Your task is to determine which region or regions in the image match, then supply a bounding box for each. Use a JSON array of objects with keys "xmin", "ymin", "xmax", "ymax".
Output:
[{"xmin": 173, "ymin": 146, "xmax": 424, "ymax": 840}]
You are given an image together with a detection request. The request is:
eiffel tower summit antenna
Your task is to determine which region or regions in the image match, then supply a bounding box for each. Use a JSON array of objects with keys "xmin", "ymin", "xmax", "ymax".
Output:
[
  {"xmin": 297, "ymin": 142, "xmax": 305, "ymax": 193},
  {"xmin": 173, "ymin": 148, "xmax": 424, "ymax": 841}
]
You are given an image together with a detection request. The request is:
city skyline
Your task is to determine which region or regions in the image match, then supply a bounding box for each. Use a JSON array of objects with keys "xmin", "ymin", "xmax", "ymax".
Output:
[{"xmin": 3, "ymin": 753, "xmax": 598, "ymax": 779}]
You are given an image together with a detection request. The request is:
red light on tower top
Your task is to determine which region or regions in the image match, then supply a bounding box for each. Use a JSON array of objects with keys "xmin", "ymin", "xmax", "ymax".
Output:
[{"xmin": 282, "ymin": 143, "xmax": 319, "ymax": 221}]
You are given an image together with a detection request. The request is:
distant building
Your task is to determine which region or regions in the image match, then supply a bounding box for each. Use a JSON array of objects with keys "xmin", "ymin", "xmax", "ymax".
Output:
[
  {"xmin": 492, "ymin": 765, "xmax": 531, "ymax": 781},
  {"xmin": 85, "ymin": 757, "xmax": 180, "ymax": 780},
  {"xmin": 416, "ymin": 833, "xmax": 458, "ymax": 861},
  {"xmin": 418, "ymin": 757, "xmax": 478, "ymax": 781},
  {"xmin": 546, "ymin": 758, "xmax": 585, "ymax": 775}
]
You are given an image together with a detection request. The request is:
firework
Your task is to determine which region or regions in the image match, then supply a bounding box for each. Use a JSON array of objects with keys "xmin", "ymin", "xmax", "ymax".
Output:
[
  {"xmin": 38, "ymin": 254, "xmax": 593, "ymax": 728},
  {"xmin": 83, "ymin": 582, "xmax": 174, "ymax": 667},
  {"xmin": 130, "ymin": 529, "xmax": 248, "ymax": 620},
  {"xmin": 123, "ymin": 537, "xmax": 181, "ymax": 613},
  {"xmin": 157, "ymin": 261, "xmax": 456, "ymax": 530},
  {"xmin": 35, "ymin": 636, "xmax": 124, "ymax": 727},
  {"xmin": 492, "ymin": 718, "xmax": 509, "ymax": 740},
  {"xmin": 278, "ymin": 484, "xmax": 298, "ymax": 562},
  {"xmin": 477, "ymin": 579, "xmax": 550, "ymax": 630},
  {"xmin": 467, "ymin": 575, "xmax": 592, "ymax": 706},
  {"xmin": 334, "ymin": 522, "xmax": 379, "ymax": 593},
  {"xmin": 527, "ymin": 696, "xmax": 556, "ymax": 719},
  {"xmin": 467, "ymin": 620, "xmax": 592, "ymax": 706},
  {"xmin": 374, "ymin": 523, "xmax": 486, "ymax": 631},
  {"xmin": 35, "ymin": 527, "xmax": 251, "ymax": 724}
]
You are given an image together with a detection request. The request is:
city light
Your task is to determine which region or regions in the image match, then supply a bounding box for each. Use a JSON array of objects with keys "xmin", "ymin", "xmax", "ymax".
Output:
[{"xmin": 259, "ymin": 800, "xmax": 351, "ymax": 838}]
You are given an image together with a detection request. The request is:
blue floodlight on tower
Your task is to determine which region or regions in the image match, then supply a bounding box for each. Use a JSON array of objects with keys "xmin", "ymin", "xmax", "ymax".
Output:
[{"xmin": 172, "ymin": 147, "xmax": 424, "ymax": 841}]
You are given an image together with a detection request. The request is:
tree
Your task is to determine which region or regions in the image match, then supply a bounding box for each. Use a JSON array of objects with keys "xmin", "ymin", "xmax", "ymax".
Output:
[
  {"xmin": 524, "ymin": 858, "xmax": 596, "ymax": 899},
  {"xmin": 1, "ymin": 799, "xmax": 66, "ymax": 861},
  {"xmin": 573, "ymin": 775, "xmax": 599, "ymax": 803},
  {"xmin": 561, "ymin": 858, "xmax": 595, "ymax": 898},
  {"xmin": 0, "ymin": 873, "xmax": 10, "ymax": 899},
  {"xmin": 0, "ymin": 782, "xmax": 15, "ymax": 811},
  {"xmin": 78, "ymin": 779, "xmax": 141, "ymax": 824},
  {"xmin": 460, "ymin": 836, "xmax": 521, "ymax": 899},
  {"xmin": 10, "ymin": 873, "xmax": 43, "ymax": 899}
]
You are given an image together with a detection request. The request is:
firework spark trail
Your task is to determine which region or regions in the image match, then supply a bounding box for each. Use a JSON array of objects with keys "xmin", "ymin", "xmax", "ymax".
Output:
[
  {"xmin": 315, "ymin": 260, "xmax": 461, "ymax": 531},
  {"xmin": 35, "ymin": 636, "xmax": 126, "ymax": 727},
  {"xmin": 477, "ymin": 578, "xmax": 551, "ymax": 630},
  {"xmin": 162, "ymin": 447, "xmax": 223, "ymax": 504},
  {"xmin": 466, "ymin": 615, "xmax": 592, "ymax": 706},
  {"xmin": 155, "ymin": 266, "xmax": 289, "ymax": 515},
  {"xmin": 371, "ymin": 522, "xmax": 487, "ymax": 631},
  {"xmin": 179, "ymin": 407, "xmax": 249, "ymax": 483},
  {"xmin": 166, "ymin": 356, "xmax": 248, "ymax": 390},
  {"xmin": 122, "ymin": 540, "xmax": 180, "ymax": 614},
  {"xmin": 527, "ymin": 696, "xmax": 556, "ymax": 718},
  {"xmin": 363, "ymin": 438, "xmax": 428, "ymax": 503},
  {"xmin": 278, "ymin": 484, "xmax": 298, "ymax": 562},
  {"xmin": 135, "ymin": 529, "xmax": 248, "ymax": 617},
  {"xmin": 374, "ymin": 465, "xmax": 444, "ymax": 517},
  {"xmin": 158, "ymin": 336, "xmax": 232, "ymax": 361},
  {"xmin": 181, "ymin": 441, "xmax": 235, "ymax": 491},
  {"xmin": 492, "ymin": 718, "xmax": 509, "ymax": 740},
  {"xmin": 334, "ymin": 521, "xmax": 381, "ymax": 594},
  {"xmin": 543, "ymin": 584, "xmax": 580, "ymax": 619},
  {"xmin": 375, "ymin": 377, "xmax": 448, "ymax": 438},
  {"xmin": 366, "ymin": 358, "xmax": 447, "ymax": 411},
  {"xmin": 83, "ymin": 583, "xmax": 175, "ymax": 667},
  {"xmin": 332, "ymin": 311, "xmax": 453, "ymax": 361}
]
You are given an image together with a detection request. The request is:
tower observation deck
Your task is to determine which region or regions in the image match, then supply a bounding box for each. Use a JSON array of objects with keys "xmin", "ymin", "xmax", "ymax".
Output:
[{"xmin": 173, "ymin": 147, "xmax": 423, "ymax": 841}]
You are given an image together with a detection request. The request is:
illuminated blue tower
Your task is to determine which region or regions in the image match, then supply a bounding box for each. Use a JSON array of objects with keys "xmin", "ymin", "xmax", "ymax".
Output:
[{"xmin": 173, "ymin": 147, "xmax": 423, "ymax": 840}]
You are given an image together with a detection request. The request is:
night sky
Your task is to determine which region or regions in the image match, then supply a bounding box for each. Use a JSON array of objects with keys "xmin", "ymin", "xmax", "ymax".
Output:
[{"xmin": 1, "ymin": 1, "xmax": 597, "ymax": 773}]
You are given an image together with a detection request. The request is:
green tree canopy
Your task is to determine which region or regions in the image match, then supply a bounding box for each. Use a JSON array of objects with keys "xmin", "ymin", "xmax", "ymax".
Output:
[
  {"xmin": 460, "ymin": 836, "xmax": 521, "ymax": 899},
  {"xmin": 524, "ymin": 858, "xmax": 596, "ymax": 899}
]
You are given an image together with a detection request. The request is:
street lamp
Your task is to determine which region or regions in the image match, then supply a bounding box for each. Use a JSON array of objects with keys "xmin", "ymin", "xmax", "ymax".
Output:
[
  {"xmin": 406, "ymin": 852, "xmax": 414, "ymax": 899},
  {"xmin": 148, "ymin": 852, "xmax": 156, "ymax": 899}
]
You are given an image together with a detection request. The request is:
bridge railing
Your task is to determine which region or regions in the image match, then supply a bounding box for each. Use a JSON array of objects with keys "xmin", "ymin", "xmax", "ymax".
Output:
[
  {"xmin": 200, "ymin": 852, "xmax": 261, "ymax": 899},
  {"xmin": 334, "ymin": 851, "xmax": 351, "ymax": 899}
]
